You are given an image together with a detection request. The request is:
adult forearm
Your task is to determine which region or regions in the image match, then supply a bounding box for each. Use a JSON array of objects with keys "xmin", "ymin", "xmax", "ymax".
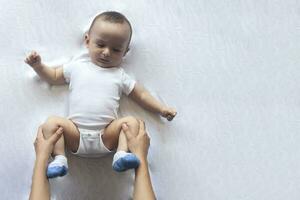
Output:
[
  {"xmin": 29, "ymin": 157, "xmax": 50, "ymax": 200},
  {"xmin": 133, "ymin": 159, "xmax": 156, "ymax": 200}
]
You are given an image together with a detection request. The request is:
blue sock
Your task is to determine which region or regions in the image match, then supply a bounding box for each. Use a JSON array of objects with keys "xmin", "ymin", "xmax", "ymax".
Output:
[
  {"xmin": 46, "ymin": 155, "xmax": 68, "ymax": 179},
  {"xmin": 112, "ymin": 151, "xmax": 140, "ymax": 172}
]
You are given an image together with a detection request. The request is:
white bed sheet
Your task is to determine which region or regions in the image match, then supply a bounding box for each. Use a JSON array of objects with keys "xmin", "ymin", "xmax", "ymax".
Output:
[{"xmin": 0, "ymin": 0, "xmax": 300, "ymax": 199}]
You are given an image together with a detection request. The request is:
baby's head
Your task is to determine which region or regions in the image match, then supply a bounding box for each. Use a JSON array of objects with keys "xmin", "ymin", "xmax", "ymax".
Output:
[{"xmin": 85, "ymin": 11, "xmax": 132, "ymax": 68}]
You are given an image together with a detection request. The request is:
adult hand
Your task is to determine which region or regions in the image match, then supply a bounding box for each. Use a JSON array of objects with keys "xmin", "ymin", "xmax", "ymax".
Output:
[
  {"xmin": 30, "ymin": 126, "xmax": 62, "ymax": 200},
  {"xmin": 122, "ymin": 120, "xmax": 150, "ymax": 160},
  {"xmin": 123, "ymin": 120, "xmax": 156, "ymax": 200},
  {"xmin": 34, "ymin": 126, "xmax": 63, "ymax": 159}
]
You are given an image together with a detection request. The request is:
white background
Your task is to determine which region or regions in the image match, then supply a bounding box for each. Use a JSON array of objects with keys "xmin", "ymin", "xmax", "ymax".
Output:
[{"xmin": 0, "ymin": 0, "xmax": 299, "ymax": 199}]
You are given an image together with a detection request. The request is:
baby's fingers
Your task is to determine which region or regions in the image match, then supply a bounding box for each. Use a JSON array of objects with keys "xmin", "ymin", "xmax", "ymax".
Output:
[
  {"xmin": 167, "ymin": 111, "xmax": 177, "ymax": 121},
  {"xmin": 25, "ymin": 57, "xmax": 34, "ymax": 64},
  {"xmin": 167, "ymin": 115, "xmax": 174, "ymax": 121},
  {"xmin": 29, "ymin": 53, "xmax": 37, "ymax": 60},
  {"xmin": 26, "ymin": 51, "xmax": 38, "ymax": 59},
  {"xmin": 30, "ymin": 50, "xmax": 37, "ymax": 56}
]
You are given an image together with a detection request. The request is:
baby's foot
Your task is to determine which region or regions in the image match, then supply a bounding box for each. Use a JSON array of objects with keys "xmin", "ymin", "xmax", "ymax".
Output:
[
  {"xmin": 112, "ymin": 151, "xmax": 140, "ymax": 172},
  {"xmin": 46, "ymin": 155, "xmax": 68, "ymax": 178}
]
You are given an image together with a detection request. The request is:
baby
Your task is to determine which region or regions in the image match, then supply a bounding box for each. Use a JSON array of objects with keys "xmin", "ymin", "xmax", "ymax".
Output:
[{"xmin": 25, "ymin": 11, "xmax": 177, "ymax": 178}]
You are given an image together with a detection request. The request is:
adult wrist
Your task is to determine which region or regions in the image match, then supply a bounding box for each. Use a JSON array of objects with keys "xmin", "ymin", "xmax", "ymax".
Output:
[
  {"xmin": 139, "ymin": 158, "xmax": 148, "ymax": 166},
  {"xmin": 36, "ymin": 154, "xmax": 49, "ymax": 163},
  {"xmin": 135, "ymin": 158, "xmax": 148, "ymax": 173},
  {"xmin": 136, "ymin": 154, "xmax": 147, "ymax": 164}
]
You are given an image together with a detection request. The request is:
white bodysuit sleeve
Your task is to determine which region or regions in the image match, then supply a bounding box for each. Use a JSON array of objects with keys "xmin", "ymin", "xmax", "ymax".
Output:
[
  {"xmin": 63, "ymin": 61, "xmax": 74, "ymax": 83},
  {"xmin": 121, "ymin": 69, "xmax": 136, "ymax": 95}
]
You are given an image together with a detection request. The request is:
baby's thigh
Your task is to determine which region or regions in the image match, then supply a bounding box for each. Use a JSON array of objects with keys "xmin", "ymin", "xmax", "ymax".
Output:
[
  {"xmin": 103, "ymin": 116, "xmax": 139, "ymax": 150},
  {"xmin": 42, "ymin": 116, "xmax": 80, "ymax": 151}
]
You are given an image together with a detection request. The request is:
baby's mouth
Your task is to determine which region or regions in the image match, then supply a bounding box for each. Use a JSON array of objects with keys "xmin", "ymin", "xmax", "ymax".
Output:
[{"xmin": 98, "ymin": 58, "xmax": 110, "ymax": 63}]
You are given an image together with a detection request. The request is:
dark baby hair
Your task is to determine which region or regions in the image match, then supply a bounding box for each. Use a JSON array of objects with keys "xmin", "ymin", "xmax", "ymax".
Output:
[{"xmin": 88, "ymin": 11, "xmax": 132, "ymax": 46}]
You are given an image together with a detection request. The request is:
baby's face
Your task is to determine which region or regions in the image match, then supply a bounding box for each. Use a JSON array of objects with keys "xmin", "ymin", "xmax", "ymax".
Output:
[{"xmin": 85, "ymin": 19, "xmax": 131, "ymax": 68}]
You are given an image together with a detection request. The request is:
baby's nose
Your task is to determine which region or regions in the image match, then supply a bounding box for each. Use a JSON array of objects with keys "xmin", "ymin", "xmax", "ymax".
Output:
[{"xmin": 102, "ymin": 48, "xmax": 110, "ymax": 57}]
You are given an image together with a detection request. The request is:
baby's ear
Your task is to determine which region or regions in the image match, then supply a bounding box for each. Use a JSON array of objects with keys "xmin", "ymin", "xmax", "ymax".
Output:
[{"xmin": 84, "ymin": 33, "xmax": 90, "ymax": 47}]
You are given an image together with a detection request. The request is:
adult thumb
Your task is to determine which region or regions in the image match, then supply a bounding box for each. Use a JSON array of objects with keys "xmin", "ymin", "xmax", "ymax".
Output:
[
  {"xmin": 36, "ymin": 126, "xmax": 44, "ymax": 140},
  {"xmin": 49, "ymin": 127, "xmax": 63, "ymax": 144},
  {"xmin": 121, "ymin": 123, "xmax": 132, "ymax": 140}
]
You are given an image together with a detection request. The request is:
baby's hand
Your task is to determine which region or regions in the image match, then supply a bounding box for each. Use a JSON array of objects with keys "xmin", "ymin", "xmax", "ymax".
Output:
[
  {"xmin": 160, "ymin": 107, "xmax": 177, "ymax": 121},
  {"xmin": 24, "ymin": 51, "xmax": 42, "ymax": 69}
]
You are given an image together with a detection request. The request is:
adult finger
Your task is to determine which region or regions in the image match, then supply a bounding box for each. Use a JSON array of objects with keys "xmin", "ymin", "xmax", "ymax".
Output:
[
  {"xmin": 145, "ymin": 133, "xmax": 151, "ymax": 146},
  {"xmin": 36, "ymin": 126, "xmax": 44, "ymax": 140},
  {"xmin": 33, "ymin": 138, "xmax": 37, "ymax": 146},
  {"xmin": 138, "ymin": 119, "xmax": 145, "ymax": 133},
  {"xmin": 48, "ymin": 127, "xmax": 63, "ymax": 144},
  {"xmin": 121, "ymin": 123, "xmax": 134, "ymax": 140}
]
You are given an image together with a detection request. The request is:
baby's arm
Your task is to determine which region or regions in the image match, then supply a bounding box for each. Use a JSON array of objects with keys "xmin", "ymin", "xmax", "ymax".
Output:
[
  {"xmin": 129, "ymin": 84, "xmax": 177, "ymax": 121},
  {"xmin": 24, "ymin": 51, "xmax": 65, "ymax": 85}
]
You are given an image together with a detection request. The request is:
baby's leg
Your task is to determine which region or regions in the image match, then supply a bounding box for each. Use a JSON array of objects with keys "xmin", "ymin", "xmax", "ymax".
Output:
[
  {"xmin": 42, "ymin": 116, "xmax": 80, "ymax": 154},
  {"xmin": 41, "ymin": 116, "xmax": 80, "ymax": 178},
  {"xmin": 103, "ymin": 116, "xmax": 140, "ymax": 172},
  {"xmin": 103, "ymin": 116, "xmax": 139, "ymax": 151}
]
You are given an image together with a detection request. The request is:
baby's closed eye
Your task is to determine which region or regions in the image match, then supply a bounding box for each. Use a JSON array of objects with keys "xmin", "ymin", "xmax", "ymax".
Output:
[
  {"xmin": 113, "ymin": 48, "xmax": 121, "ymax": 52},
  {"xmin": 97, "ymin": 43, "xmax": 105, "ymax": 48}
]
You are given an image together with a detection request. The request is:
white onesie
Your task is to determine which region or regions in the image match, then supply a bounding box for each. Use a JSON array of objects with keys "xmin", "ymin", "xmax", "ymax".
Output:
[{"xmin": 63, "ymin": 54, "xmax": 136, "ymax": 157}]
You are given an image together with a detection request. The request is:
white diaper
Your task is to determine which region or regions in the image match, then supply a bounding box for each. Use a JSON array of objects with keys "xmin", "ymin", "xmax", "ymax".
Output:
[{"xmin": 72, "ymin": 128, "xmax": 112, "ymax": 157}]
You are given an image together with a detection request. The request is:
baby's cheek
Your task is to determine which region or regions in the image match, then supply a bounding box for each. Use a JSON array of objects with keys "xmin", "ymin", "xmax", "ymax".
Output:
[
  {"xmin": 92, "ymin": 52, "xmax": 100, "ymax": 59},
  {"xmin": 115, "ymin": 58, "xmax": 123, "ymax": 66}
]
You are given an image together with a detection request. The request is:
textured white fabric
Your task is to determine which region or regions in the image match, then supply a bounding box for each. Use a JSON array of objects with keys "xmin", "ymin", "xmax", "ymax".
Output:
[
  {"xmin": 112, "ymin": 150, "xmax": 130, "ymax": 165},
  {"xmin": 48, "ymin": 155, "xmax": 68, "ymax": 168},
  {"xmin": 63, "ymin": 54, "xmax": 136, "ymax": 130},
  {"xmin": 71, "ymin": 128, "xmax": 112, "ymax": 157},
  {"xmin": 1, "ymin": 0, "xmax": 300, "ymax": 200}
]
